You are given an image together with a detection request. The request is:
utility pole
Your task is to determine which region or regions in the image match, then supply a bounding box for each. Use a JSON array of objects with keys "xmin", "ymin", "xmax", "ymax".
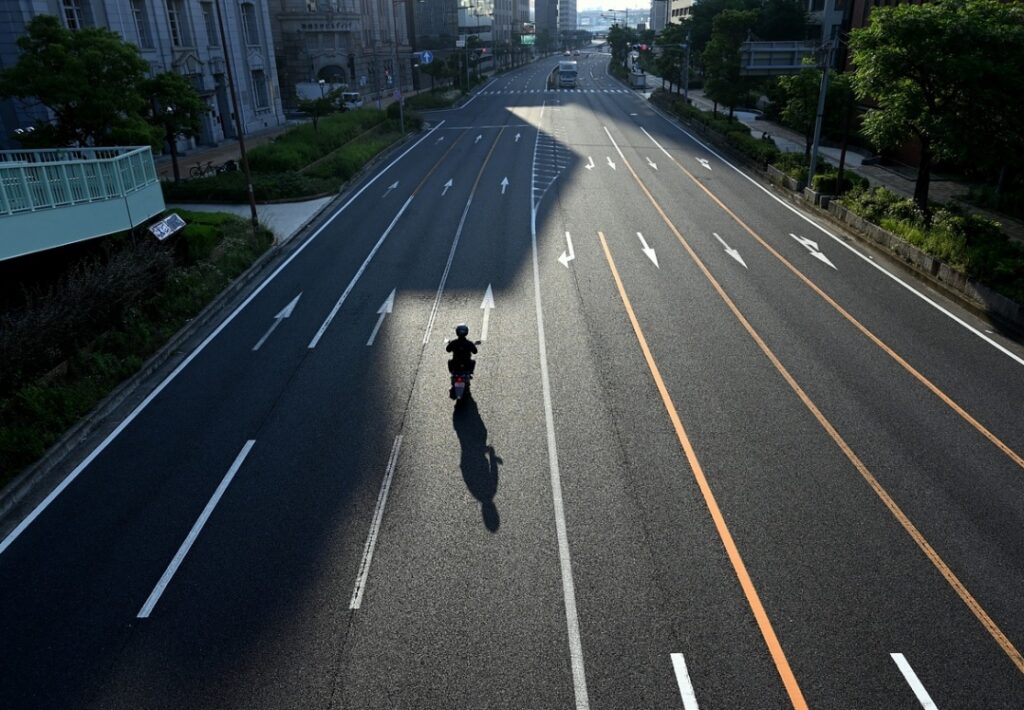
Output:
[
  {"xmin": 390, "ymin": 0, "xmax": 405, "ymax": 134},
  {"xmin": 213, "ymin": 0, "xmax": 258, "ymax": 236},
  {"xmin": 807, "ymin": 0, "xmax": 835, "ymax": 188},
  {"xmin": 681, "ymin": 30, "xmax": 691, "ymax": 102}
]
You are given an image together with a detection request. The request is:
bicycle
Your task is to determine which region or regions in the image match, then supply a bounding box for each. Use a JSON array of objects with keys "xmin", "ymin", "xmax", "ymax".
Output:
[{"xmin": 189, "ymin": 160, "xmax": 216, "ymax": 178}]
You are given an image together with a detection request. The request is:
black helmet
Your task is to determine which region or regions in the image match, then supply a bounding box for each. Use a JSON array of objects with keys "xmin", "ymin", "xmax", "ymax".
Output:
[{"xmin": 455, "ymin": 323, "xmax": 469, "ymax": 337}]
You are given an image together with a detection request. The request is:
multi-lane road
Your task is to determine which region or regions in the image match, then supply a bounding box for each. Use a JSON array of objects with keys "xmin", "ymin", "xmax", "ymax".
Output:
[{"xmin": 2, "ymin": 53, "xmax": 1023, "ymax": 709}]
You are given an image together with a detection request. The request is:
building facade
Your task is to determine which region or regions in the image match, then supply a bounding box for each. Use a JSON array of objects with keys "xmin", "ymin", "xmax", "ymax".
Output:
[
  {"xmin": 556, "ymin": 0, "xmax": 574, "ymax": 37},
  {"xmin": 1, "ymin": 0, "xmax": 286, "ymax": 149},
  {"xmin": 534, "ymin": 0, "xmax": 556, "ymax": 48},
  {"xmin": 271, "ymin": 0, "xmax": 414, "ymax": 108}
]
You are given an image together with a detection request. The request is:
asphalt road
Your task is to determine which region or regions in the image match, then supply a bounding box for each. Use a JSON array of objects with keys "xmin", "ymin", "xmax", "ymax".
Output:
[{"xmin": 2, "ymin": 52, "xmax": 1023, "ymax": 709}]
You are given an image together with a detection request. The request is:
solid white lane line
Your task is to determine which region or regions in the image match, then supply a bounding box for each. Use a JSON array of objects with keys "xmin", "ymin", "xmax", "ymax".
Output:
[
  {"xmin": 308, "ymin": 196, "xmax": 413, "ymax": 349},
  {"xmin": 0, "ymin": 122, "xmax": 445, "ymax": 558},
  {"xmin": 638, "ymin": 121, "xmax": 1024, "ymax": 367},
  {"xmin": 891, "ymin": 653, "xmax": 939, "ymax": 709},
  {"xmin": 137, "ymin": 440, "xmax": 255, "ymax": 618},
  {"xmin": 670, "ymin": 653, "xmax": 700, "ymax": 710},
  {"xmin": 530, "ymin": 114, "xmax": 590, "ymax": 710},
  {"xmin": 349, "ymin": 435, "xmax": 403, "ymax": 610}
]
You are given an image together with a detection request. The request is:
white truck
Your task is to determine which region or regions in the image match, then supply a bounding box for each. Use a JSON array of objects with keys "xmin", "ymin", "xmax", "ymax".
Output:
[{"xmin": 558, "ymin": 60, "xmax": 578, "ymax": 89}]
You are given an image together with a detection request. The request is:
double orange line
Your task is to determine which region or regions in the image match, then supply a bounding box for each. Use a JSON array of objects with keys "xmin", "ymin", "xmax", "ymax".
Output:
[{"xmin": 594, "ymin": 126, "xmax": 1024, "ymax": 705}]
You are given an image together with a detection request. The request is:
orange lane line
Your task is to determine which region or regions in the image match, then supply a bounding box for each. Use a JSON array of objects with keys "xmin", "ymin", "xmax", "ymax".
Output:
[
  {"xmin": 610, "ymin": 140, "xmax": 1024, "ymax": 675},
  {"xmin": 598, "ymin": 231, "xmax": 810, "ymax": 710},
  {"xmin": 658, "ymin": 143, "xmax": 1024, "ymax": 473},
  {"xmin": 411, "ymin": 130, "xmax": 465, "ymax": 195}
]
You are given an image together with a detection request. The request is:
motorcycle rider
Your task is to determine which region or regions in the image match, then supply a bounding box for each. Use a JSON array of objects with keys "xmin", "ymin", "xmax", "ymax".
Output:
[{"xmin": 446, "ymin": 323, "xmax": 477, "ymax": 376}]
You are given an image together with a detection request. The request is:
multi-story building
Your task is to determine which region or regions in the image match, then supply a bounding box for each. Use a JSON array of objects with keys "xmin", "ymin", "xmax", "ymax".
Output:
[
  {"xmin": 1, "ymin": 1, "xmax": 286, "ymax": 150},
  {"xmin": 649, "ymin": 0, "xmax": 668, "ymax": 32},
  {"xmin": 534, "ymin": 0, "xmax": 557, "ymax": 47},
  {"xmin": 556, "ymin": 0, "xmax": 574, "ymax": 38},
  {"xmin": 271, "ymin": 0, "xmax": 414, "ymax": 108}
]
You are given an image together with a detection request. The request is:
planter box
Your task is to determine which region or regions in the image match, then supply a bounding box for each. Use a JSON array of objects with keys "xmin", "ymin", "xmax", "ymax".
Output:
[
  {"xmin": 828, "ymin": 200, "xmax": 1023, "ymax": 330},
  {"xmin": 767, "ymin": 164, "xmax": 804, "ymax": 192}
]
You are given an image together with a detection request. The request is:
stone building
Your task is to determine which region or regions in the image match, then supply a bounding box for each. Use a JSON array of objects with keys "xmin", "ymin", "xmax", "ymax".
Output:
[
  {"xmin": 270, "ymin": 0, "xmax": 414, "ymax": 108},
  {"xmin": 0, "ymin": 0, "xmax": 286, "ymax": 149}
]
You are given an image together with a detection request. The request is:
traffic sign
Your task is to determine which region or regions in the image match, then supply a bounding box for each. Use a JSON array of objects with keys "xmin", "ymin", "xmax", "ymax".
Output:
[{"xmin": 420, "ymin": 50, "xmax": 433, "ymax": 64}]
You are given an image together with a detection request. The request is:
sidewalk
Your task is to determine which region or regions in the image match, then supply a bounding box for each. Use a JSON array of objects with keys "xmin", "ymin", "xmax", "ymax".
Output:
[
  {"xmin": 168, "ymin": 197, "xmax": 332, "ymax": 244},
  {"xmin": 155, "ymin": 122, "xmax": 299, "ymax": 181},
  {"xmin": 642, "ymin": 78, "xmax": 1024, "ymax": 243}
]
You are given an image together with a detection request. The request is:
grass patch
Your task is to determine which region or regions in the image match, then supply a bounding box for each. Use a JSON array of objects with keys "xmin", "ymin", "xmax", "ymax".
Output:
[
  {"xmin": 406, "ymin": 89, "xmax": 462, "ymax": 110},
  {"xmin": 162, "ymin": 109, "xmax": 404, "ymax": 203},
  {"xmin": 0, "ymin": 211, "xmax": 273, "ymax": 489}
]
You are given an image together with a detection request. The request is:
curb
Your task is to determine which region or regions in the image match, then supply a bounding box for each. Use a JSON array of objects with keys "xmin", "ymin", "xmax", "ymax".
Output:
[{"xmin": 0, "ymin": 128, "xmax": 422, "ymax": 534}]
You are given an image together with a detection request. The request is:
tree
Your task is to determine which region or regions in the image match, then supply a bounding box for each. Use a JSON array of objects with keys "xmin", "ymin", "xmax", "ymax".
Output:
[
  {"xmin": 756, "ymin": 0, "xmax": 809, "ymax": 41},
  {"xmin": 143, "ymin": 72, "xmax": 206, "ymax": 183},
  {"xmin": 0, "ymin": 15, "xmax": 154, "ymax": 148},
  {"xmin": 849, "ymin": 0, "xmax": 1024, "ymax": 214},
  {"xmin": 702, "ymin": 9, "xmax": 759, "ymax": 117},
  {"xmin": 297, "ymin": 88, "xmax": 341, "ymax": 135}
]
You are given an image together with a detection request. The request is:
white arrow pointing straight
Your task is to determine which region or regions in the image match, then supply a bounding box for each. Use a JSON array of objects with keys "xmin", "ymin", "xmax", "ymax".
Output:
[
  {"xmin": 252, "ymin": 293, "xmax": 302, "ymax": 351},
  {"xmin": 790, "ymin": 233, "xmax": 836, "ymax": 269},
  {"xmin": 366, "ymin": 289, "xmax": 396, "ymax": 346},
  {"xmin": 696, "ymin": 157, "xmax": 711, "ymax": 170},
  {"xmin": 500, "ymin": 177, "xmax": 509, "ymax": 194},
  {"xmin": 442, "ymin": 178, "xmax": 453, "ymax": 196},
  {"xmin": 515, "ymin": 132, "xmax": 521, "ymax": 142},
  {"xmin": 637, "ymin": 232, "xmax": 659, "ymax": 268},
  {"xmin": 558, "ymin": 231, "xmax": 575, "ymax": 268},
  {"xmin": 383, "ymin": 181, "xmax": 399, "ymax": 197},
  {"xmin": 713, "ymin": 232, "xmax": 747, "ymax": 269},
  {"xmin": 475, "ymin": 134, "xmax": 482, "ymax": 144},
  {"xmin": 646, "ymin": 156, "xmax": 658, "ymax": 170},
  {"xmin": 585, "ymin": 156, "xmax": 595, "ymax": 170},
  {"xmin": 480, "ymin": 284, "xmax": 495, "ymax": 341},
  {"xmin": 436, "ymin": 136, "xmax": 445, "ymax": 144},
  {"xmin": 606, "ymin": 156, "xmax": 617, "ymax": 170}
]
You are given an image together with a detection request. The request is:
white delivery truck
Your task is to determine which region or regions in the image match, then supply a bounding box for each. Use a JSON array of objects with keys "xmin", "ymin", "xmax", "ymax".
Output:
[{"xmin": 558, "ymin": 60, "xmax": 578, "ymax": 89}]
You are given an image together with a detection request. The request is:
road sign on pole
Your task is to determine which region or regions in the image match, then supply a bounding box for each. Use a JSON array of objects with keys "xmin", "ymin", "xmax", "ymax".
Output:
[{"xmin": 420, "ymin": 50, "xmax": 433, "ymax": 64}]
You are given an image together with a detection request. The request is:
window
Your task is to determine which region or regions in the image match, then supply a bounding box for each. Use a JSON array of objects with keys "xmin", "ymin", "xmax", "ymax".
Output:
[
  {"xmin": 241, "ymin": 2, "xmax": 260, "ymax": 46},
  {"xmin": 201, "ymin": 2, "xmax": 220, "ymax": 46},
  {"xmin": 131, "ymin": 0, "xmax": 153, "ymax": 47},
  {"xmin": 251, "ymin": 69, "xmax": 269, "ymax": 108},
  {"xmin": 63, "ymin": 0, "xmax": 86, "ymax": 29},
  {"xmin": 167, "ymin": 0, "xmax": 192, "ymax": 46},
  {"xmin": 307, "ymin": 0, "xmax": 318, "ymax": 10}
]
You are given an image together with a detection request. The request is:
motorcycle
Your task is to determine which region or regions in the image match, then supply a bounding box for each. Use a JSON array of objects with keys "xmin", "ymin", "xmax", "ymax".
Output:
[{"xmin": 447, "ymin": 340, "xmax": 481, "ymax": 401}]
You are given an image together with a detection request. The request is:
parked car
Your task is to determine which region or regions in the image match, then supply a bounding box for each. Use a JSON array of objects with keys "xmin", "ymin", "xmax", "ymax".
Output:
[{"xmin": 341, "ymin": 92, "xmax": 363, "ymax": 110}]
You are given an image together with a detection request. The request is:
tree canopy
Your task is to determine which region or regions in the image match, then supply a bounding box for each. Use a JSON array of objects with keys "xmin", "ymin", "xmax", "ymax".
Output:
[
  {"xmin": 850, "ymin": 0, "xmax": 1024, "ymax": 211},
  {"xmin": 702, "ymin": 9, "xmax": 760, "ymax": 116},
  {"xmin": 0, "ymin": 15, "xmax": 156, "ymax": 147}
]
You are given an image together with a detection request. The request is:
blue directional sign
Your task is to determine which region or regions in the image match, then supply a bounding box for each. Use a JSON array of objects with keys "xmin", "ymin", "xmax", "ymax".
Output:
[{"xmin": 420, "ymin": 50, "xmax": 433, "ymax": 65}]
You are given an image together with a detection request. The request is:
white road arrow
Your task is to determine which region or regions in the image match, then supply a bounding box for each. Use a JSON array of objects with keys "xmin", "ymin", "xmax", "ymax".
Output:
[
  {"xmin": 606, "ymin": 156, "xmax": 617, "ymax": 170},
  {"xmin": 475, "ymin": 134, "xmax": 482, "ymax": 144},
  {"xmin": 442, "ymin": 178, "xmax": 453, "ymax": 196},
  {"xmin": 480, "ymin": 284, "xmax": 495, "ymax": 341},
  {"xmin": 252, "ymin": 293, "xmax": 301, "ymax": 351},
  {"xmin": 383, "ymin": 181, "xmax": 399, "ymax": 198},
  {"xmin": 585, "ymin": 156, "xmax": 595, "ymax": 170},
  {"xmin": 558, "ymin": 231, "xmax": 575, "ymax": 268},
  {"xmin": 646, "ymin": 156, "xmax": 658, "ymax": 170},
  {"xmin": 515, "ymin": 133, "xmax": 521, "ymax": 143},
  {"xmin": 436, "ymin": 136, "xmax": 445, "ymax": 144},
  {"xmin": 790, "ymin": 232, "xmax": 836, "ymax": 269},
  {"xmin": 713, "ymin": 232, "xmax": 748, "ymax": 269},
  {"xmin": 500, "ymin": 177, "xmax": 509, "ymax": 194},
  {"xmin": 366, "ymin": 289, "xmax": 396, "ymax": 346},
  {"xmin": 637, "ymin": 232, "xmax": 659, "ymax": 268},
  {"xmin": 696, "ymin": 157, "xmax": 711, "ymax": 170}
]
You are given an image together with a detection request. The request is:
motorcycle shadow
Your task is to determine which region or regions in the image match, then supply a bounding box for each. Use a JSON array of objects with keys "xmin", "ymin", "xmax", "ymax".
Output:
[{"xmin": 452, "ymin": 397, "xmax": 502, "ymax": 532}]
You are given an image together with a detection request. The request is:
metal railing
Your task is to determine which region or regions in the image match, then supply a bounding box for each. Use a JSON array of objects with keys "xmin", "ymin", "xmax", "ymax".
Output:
[{"xmin": 0, "ymin": 146, "xmax": 158, "ymax": 216}]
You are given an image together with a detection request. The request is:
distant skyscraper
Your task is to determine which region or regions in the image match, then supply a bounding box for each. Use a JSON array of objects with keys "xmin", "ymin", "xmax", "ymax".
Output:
[
  {"xmin": 557, "ymin": 0, "xmax": 575, "ymax": 37},
  {"xmin": 535, "ymin": 0, "xmax": 557, "ymax": 47}
]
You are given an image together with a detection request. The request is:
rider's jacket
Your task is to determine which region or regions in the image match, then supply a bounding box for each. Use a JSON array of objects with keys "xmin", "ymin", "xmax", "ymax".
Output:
[{"xmin": 446, "ymin": 336, "xmax": 477, "ymax": 365}]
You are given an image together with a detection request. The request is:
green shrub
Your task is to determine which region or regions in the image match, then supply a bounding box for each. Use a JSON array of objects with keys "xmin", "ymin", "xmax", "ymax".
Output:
[
  {"xmin": 406, "ymin": 90, "xmax": 461, "ymax": 110},
  {"xmin": 811, "ymin": 171, "xmax": 869, "ymax": 195},
  {"xmin": 305, "ymin": 136, "xmax": 396, "ymax": 180}
]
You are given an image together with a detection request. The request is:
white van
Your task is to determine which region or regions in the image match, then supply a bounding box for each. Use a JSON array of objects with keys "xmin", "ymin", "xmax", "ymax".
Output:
[{"xmin": 341, "ymin": 92, "xmax": 363, "ymax": 110}]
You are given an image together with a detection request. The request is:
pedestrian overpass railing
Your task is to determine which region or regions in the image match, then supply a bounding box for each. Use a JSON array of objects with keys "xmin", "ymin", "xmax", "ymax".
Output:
[{"xmin": 0, "ymin": 146, "xmax": 166, "ymax": 260}]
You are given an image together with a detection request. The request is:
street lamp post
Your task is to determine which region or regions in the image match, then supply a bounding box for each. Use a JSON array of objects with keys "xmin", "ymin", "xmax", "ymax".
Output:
[
  {"xmin": 318, "ymin": 78, "xmax": 326, "ymax": 97},
  {"xmin": 389, "ymin": 0, "xmax": 405, "ymax": 134}
]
